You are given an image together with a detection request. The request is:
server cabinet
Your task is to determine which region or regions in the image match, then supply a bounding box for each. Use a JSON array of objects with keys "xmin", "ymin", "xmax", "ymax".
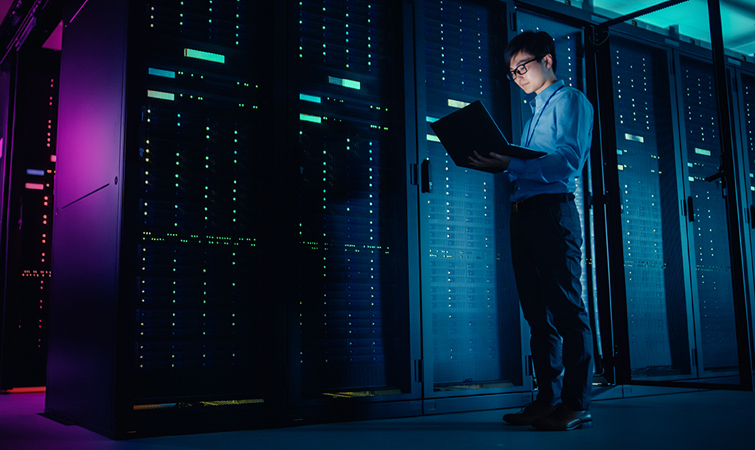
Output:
[
  {"xmin": 47, "ymin": 0, "xmax": 280, "ymax": 438},
  {"xmin": 733, "ymin": 67, "xmax": 755, "ymax": 367},
  {"xmin": 285, "ymin": 0, "xmax": 421, "ymax": 422},
  {"xmin": 602, "ymin": 30, "xmax": 747, "ymax": 386},
  {"xmin": 415, "ymin": 0, "xmax": 530, "ymax": 414},
  {"xmin": 0, "ymin": 47, "xmax": 59, "ymax": 390},
  {"xmin": 676, "ymin": 53, "xmax": 741, "ymax": 382},
  {"xmin": 608, "ymin": 36, "xmax": 694, "ymax": 382}
]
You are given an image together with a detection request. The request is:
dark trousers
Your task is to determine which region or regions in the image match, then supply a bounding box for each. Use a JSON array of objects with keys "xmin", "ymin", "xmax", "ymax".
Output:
[{"xmin": 510, "ymin": 197, "xmax": 593, "ymax": 410}]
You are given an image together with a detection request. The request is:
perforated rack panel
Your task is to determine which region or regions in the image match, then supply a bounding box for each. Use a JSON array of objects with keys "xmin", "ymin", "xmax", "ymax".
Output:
[
  {"xmin": 611, "ymin": 37, "xmax": 690, "ymax": 378},
  {"xmin": 680, "ymin": 56, "xmax": 738, "ymax": 372},
  {"xmin": 133, "ymin": 0, "xmax": 275, "ymax": 401},
  {"xmin": 292, "ymin": 0, "xmax": 410, "ymax": 394},
  {"xmin": 422, "ymin": 0, "xmax": 521, "ymax": 388}
]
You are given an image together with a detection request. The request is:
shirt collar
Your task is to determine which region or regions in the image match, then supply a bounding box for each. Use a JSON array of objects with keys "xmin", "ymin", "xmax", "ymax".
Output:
[{"xmin": 530, "ymin": 79, "xmax": 565, "ymax": 113}]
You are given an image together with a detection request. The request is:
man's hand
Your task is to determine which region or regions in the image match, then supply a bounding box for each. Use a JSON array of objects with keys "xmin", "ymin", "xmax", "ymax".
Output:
[{"xmin": 468, "ymin": 151, "xmax": 511, "ymax": 170}]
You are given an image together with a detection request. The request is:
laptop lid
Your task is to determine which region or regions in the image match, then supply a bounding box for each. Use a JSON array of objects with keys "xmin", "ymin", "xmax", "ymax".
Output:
[{"xmin": 430, "ymin": 100, "xmax": 545, "ymax": 173}]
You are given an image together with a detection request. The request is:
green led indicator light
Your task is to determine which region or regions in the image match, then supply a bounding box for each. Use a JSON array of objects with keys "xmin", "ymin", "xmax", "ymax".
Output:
[
  {"xmin": 328, "ymin": 76, "xmax": 361, "ymax": 90},
  {"xmin": 184, "ymin": 48, "xmax": 225, "ymax": 64},
  {"xmin": 300, "ymin": 114, "xmax": 322, "ymax": 123},
  {"xmin": 147, "ymin": 90, "xmax": 175, "ymax": 101}
]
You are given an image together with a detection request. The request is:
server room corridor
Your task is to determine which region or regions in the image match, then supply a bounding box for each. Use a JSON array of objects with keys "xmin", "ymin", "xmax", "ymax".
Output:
[
  {"xmin": 3, "ymin": 0, "xmax": 755, "ymax": 448},
  {"xmin": 1, "ymin": 388, "xmax": 753, "ymax": 449}
]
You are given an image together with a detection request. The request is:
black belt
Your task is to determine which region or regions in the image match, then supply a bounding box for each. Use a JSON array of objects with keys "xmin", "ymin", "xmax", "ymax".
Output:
[{"xmin": 512, "ymin": 193, "xmax": 575, "ymax": 214}]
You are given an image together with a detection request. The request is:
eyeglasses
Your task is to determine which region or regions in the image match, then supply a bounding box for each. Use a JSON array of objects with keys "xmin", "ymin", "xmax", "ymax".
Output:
[{"xmin": 507, "ymin": 56, "xmax": 541, "ymax": 81}]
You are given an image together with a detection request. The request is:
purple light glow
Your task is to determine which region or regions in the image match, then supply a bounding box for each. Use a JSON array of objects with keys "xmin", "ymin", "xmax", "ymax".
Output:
[{"xmin": 42, "ymin": 21, "xmax": 63, "ymax": 51}]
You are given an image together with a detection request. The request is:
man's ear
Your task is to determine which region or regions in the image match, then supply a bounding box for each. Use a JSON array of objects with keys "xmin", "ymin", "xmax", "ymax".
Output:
[{"xmin": 542, "ymin": 54, "xmax": 554, "ymax": 70}]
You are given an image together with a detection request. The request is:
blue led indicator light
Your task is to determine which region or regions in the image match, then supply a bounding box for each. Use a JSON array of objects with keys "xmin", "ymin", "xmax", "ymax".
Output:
[
  {"xmin": 148, "ymin": 67, "xmax": 176, "ymax": 78},
  {"xmin": 300, "ymin": 93, "xmax": 322, "ymax": 103}
]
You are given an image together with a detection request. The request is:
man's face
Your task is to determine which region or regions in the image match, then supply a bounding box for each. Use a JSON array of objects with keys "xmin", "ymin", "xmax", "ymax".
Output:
[{"xmin": 509, "ymin": 51, "xmax": 552, "ymax": 95}]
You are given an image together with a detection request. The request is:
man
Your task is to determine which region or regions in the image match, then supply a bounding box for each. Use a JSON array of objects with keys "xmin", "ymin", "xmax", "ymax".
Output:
[{"xmin": 469, "ymin": 30, "xmax": 594, "ymax": 431}]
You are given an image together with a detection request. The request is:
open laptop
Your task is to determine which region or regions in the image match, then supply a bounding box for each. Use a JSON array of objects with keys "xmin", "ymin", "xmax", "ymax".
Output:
[{"xmin": 430, "ymin": 100, "xmax": 545, "ymax": 173}]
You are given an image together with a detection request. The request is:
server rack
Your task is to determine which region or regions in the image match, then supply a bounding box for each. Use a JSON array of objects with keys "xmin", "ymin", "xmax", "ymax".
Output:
[
  {"xmin": 0, "ymin": 46, "xmax": 59, "ymax": 390},
  {"xmin": 413, "ymin": 0, "xmax": 531, "ymax": 414},
  {"xmin": 732, "ymin": 64, "xmax": 755, "ymax": 368},
  {"xmin": 284, "ymin": 0, "xmax": 421, "ymax": 422},
  {"xmin": 676, "ymin": 52, "xmax": 741, "ymax": 381},
  {"xmin": 608, "ymin": 35, "xmax": 693, "ymax": 382},
  {"xmin": 588, "ymin": 12, "xmax": 753, "ymax": 389},
  {"xmin": 46, "ymin": 0, "xmax": 280, "ymax": 438}
]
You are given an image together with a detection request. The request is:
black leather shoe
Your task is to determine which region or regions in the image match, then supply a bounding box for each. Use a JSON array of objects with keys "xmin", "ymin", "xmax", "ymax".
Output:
[
  {"xmin": 531, "ymin": 404, "xmax": 592, "ymax": 431},
  {"xmin": 502, "ymin": 401, "xmax": 556, "ymax": 426}
]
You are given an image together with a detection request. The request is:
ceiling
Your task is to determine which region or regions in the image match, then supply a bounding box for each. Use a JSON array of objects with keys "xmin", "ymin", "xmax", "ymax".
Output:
[
  {"xmin": 0, "ymin": 0, "xmax": 752, "ymax": 56},
  {"xmin": 591, "ymin": 0, "xmax": 755, "ymax": 56}
]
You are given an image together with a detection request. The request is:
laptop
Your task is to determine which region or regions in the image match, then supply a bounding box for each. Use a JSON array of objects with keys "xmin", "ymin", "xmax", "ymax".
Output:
[{"xmin": 430, "ymin": 100, "xmax": 546, "ymax": 173}]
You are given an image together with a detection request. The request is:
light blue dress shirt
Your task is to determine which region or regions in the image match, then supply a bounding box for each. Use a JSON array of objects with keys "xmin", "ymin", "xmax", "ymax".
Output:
[{"xmin": 505, "ymin": 80, "xmax": 594, "ymax": 202}]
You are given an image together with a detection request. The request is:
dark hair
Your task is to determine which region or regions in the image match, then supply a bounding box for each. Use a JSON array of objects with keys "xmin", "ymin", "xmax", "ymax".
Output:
[{"xmin": 504, "ymin": 31, "xmax": 557, "ymax": 73}]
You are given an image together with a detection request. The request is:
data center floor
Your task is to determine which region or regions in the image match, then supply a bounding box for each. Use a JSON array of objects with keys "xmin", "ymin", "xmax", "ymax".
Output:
[{"xmin": 1, "ymin": 388, "xmax": 753, "ymax": 450}]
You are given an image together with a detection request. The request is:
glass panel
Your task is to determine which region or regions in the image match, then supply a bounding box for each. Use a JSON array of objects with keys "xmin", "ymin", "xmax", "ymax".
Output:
[
  {"xmin": 293, "ymin": 0, "xmax": 411, "ymax": 397},
  {"xmin": 744, "ymin": 74, "xmax": 755, "ymax": 198},
  {"xmin": 611, "ymin": 37, "xmax": 692, "ymax": 380},
  {"xmin": 738, "ymin": 72, "xmax": 755, "ymax": 367},
  {"xmin": 422, "ymin": 0, "xmax": 522, "ymax": 392},
  {"xmin": 679, "ymin": 55, "xmax": 739, "ymax": 379}
]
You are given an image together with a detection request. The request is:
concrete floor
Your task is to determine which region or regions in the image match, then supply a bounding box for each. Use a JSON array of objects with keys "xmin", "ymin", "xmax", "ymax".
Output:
[{"xmin": 1, "ymin": 389, "xmax": 754, "ymax": 449}]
